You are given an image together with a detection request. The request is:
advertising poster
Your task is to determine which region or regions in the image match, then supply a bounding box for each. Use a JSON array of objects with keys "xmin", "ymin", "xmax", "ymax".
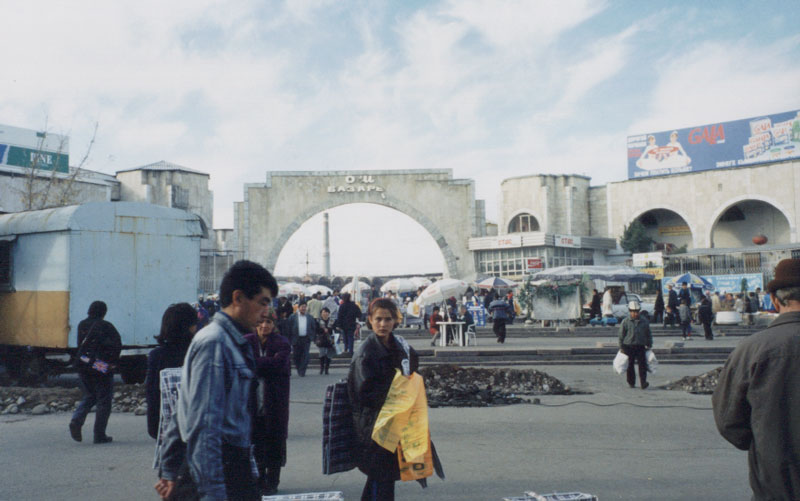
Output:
[
  {"xmin": 628, "ymin": 109, "xmax": 800, "ymax": 179},
  {"xmin": 661, "ymin": 273, "xmax": 763, "ymax": 295}
]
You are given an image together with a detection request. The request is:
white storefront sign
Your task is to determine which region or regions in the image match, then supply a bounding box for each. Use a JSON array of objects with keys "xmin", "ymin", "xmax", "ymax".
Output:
[
  {"xmin": 554, "ymin": 234, "xmax": 581, "ymax": 248},
  {"xmin": 632, "ymin": 252, "xmax": 663, "ymax": 267},
  {"xmin": 492, "ymin": 234, "xmax": 522, "ymax": 248}
]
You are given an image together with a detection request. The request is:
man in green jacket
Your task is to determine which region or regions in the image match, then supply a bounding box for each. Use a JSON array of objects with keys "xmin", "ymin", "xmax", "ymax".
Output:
[
  {"xmin": 713, "ymin": 258, "xmax": 800, "ymax": 500},
  {"xmin": 618, "ymin": 301, "xmax": 653, "ymax": 389}
]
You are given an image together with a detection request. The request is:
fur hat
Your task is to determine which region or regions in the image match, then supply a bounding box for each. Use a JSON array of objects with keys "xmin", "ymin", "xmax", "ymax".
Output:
[{"xmin": 766, "ymin": 259, "xmax": 800, "ymax": 293}]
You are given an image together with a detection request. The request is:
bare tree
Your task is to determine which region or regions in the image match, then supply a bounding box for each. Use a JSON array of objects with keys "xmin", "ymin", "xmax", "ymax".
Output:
[{"xmin": 16, "ymin": 120, "xmax": 98, "ymax": 211}]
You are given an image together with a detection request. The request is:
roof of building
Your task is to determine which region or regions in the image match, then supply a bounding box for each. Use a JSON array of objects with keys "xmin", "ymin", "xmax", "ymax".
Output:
[
  {"xmin": 116, "ymin": 160, "xmax": 209, "ymax": 176},
  {"xmin": 0, "ymin": 202, "xmax": 205, "ymax": 238}
]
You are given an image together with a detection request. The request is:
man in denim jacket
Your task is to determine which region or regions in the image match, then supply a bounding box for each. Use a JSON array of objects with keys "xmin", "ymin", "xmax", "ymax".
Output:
[{"xmin": 156, "ymin": 260, "xmax": 278, "ymax": 501}]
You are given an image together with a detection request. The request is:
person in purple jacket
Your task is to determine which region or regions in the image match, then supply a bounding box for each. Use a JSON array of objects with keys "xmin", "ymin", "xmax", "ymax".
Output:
[{"xmin": 245, "ymin": 307, "xmax": 291, "ymax": 496}]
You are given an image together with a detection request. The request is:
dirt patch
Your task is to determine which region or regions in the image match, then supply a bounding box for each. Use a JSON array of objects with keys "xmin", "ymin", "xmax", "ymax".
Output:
[
  {"xmin": 660, "ymin": 367, "xmax": 723, "ymax": 394},
  {"xmin": 420, "ymin": 365, "xmax": 575, "ymax": 407}
]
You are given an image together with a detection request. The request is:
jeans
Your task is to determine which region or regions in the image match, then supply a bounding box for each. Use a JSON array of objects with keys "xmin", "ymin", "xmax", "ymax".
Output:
[
  {"xmin": 171, "ymin": 444, "xmax": 260, "ymax": 501},
  {"xmin": 71, "ymin": 370, "xmax": 113, "ymax": 439}
]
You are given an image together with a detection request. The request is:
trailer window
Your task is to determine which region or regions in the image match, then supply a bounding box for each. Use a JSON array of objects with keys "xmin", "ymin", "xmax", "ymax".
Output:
[{"xmin": 0, "ymin": 240, "xmax": 11, "ymax": 291}]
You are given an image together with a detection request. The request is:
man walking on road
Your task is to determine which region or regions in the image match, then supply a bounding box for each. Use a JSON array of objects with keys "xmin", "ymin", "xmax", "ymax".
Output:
[
  {"xmin": 286, "ymin": 300, "xmax": 318, "ymax": 377},
  {"xmin": 713, "ymin": 258, "xmax": 800, "ymax": 500},
  {"xmin": 69, "ymin": 300, "xmax": 122, "ymax": 444},
  {"xmin": 489, "ymin": 296, "xmax": 513, "ymax": 343},
  {"xmin": 618, "ymin": 301, "xmax": 652, "ymax": 389},
  {"xmin": 155, "ymin": 260, "xmax": 278, "ymax": 501}
]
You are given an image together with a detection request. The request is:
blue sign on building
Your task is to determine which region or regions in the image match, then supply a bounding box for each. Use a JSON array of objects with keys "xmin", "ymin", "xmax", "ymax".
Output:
[{"xmin": 628, "ymin": 110, "xmax": 800, "ymax": 179}]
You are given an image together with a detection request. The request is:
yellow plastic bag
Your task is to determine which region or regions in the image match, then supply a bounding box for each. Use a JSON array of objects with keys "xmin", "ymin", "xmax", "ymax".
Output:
[
  {"xmin": 397, "ymin": 434, "xmax": 433, "ymax": 481},
  {"xmin": 371, "ymin": 369, "xmax": 429, "ymax": 463}
]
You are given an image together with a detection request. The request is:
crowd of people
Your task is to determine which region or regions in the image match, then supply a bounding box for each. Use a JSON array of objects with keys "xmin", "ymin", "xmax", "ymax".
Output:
[{"xmin": 65, "ymin": 258, "xmax": 800, "ymax": 500}]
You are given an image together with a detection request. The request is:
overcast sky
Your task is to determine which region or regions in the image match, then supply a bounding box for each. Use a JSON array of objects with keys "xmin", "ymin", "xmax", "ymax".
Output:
[{"xmin": 3, "ymin": 0, "xmax": 799, "ymax": 276}]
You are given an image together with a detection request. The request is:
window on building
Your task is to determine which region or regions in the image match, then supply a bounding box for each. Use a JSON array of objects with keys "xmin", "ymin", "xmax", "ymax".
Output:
[{"xmin": 508, "ymin": 213, "xmax": 540, "ymax": 233}]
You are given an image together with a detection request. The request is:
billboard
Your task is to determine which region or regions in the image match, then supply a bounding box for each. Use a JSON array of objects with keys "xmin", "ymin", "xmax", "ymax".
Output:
[
  {"xmin": 0, "ymin": 124, "xmax": 69, "ymax": 173},
  {"xmin": 628, "ymin": 110, "xmax": 800, "ymax": 179}
]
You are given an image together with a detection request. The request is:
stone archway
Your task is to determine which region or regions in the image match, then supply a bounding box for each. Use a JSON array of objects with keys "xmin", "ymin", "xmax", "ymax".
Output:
[
  {"xmin": 630, "ymin": 207, "xmax": 696, "ymax": 251},
  {"xmin": 238, "ymin": 170, "xmax": 483, "ymax": 279},
  {"xmin": 709, "ymin": 197, "xmax": 794, "ymax": 248}
]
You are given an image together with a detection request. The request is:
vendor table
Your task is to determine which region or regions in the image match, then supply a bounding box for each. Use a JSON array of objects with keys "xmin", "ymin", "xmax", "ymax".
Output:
[{"xmin": 437, "ymin": 321, "xmax": 466, "ymax": 347}]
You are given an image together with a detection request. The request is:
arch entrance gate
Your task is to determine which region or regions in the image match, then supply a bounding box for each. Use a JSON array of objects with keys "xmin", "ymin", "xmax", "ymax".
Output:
[{"xmin": 235, "ymin": 169, "xmax": 485, "ymax": 278}]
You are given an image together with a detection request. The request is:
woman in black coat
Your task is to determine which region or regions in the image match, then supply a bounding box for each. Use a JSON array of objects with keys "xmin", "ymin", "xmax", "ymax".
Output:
[
  {"xmin": 245, "ymin": 308, "xmax": 291, "ymax": 496},
  {"xmin": 145, "ymin": 303, "xmax": 198, "ymax": 440},
  {"xmin": 347, "ymin": 298, "xmax": 419, "ymax": 501}
]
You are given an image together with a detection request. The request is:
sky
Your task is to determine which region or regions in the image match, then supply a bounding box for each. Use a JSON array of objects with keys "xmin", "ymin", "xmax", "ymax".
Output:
[{"xmin": 2, "ymin": 0, "xmax": 799, "ymax": 276}]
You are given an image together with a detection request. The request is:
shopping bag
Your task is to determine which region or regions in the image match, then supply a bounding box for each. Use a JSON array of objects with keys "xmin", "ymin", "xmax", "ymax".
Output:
[
  {"xmin": 371, "ymin": 370, "xmax": 429, "ymax": 463},
  {"xmin": 322, "ymin": 380, "xmax": 357, "ymax": 474},
  {"xmin": 613, "ymin": 350, "xmax": 629, "ymax": 375},
  {"xmin": 397, "ymin": 434, "xmax": 433, "ymax": 481},
  {"xmin": 646, "ymin": 349, "xmax": 658, "ymax": 374},
  {"xmin": 333, "ymin": 332, "xmax": 344, "ymax": 355}
]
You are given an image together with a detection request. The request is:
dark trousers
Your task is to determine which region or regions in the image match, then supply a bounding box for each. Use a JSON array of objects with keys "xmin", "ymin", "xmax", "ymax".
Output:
[
  {"xmin": 621, "ymin": 344, "xmax": 647, "ymax": 388},
  {"xmin": 493, "ymin": 318, "xmax": 506, "ymax": 343},
  {"xmin": 292, "ymin": 339, "xmax": 311, "ymax": 376},
  {"xmin": 171, "ymin": 444, "xmax": 259, "ymax": 501},
  {"xmin": 681, "ymin": 321, "xmax": 692, "ymax": 338},
  {"xmin": 252, "ymin": 416, "xmax": 285, "ymax": 491},
  {"xmin": 653, "ymin": 311, "xmax": 663, "ymax": 324},
  {"xmin": 361, "ymin": 478, "xmax": 395, "ymax": 501},
  {"xmin": 71, "ymin": 370, "xmax": 113, "ymax": 439},
  {"xmin": 343, "ymin": 327, "xmax": 356, "ymax": 353},
  {"xmin": 702, "ymin": 321, "xmax": 713, "ymax": 340},
  {"xmin": 663, "ymin": 311, "xmax": 675, "ymax": 327}
]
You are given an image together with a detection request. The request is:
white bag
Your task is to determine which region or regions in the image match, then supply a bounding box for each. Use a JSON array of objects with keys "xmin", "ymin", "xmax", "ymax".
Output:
[
  {"xmin": 333, "ymin": 332, "xmax": 344, "ymax": 355},
  {"xmin": 646, "ymin": 349, "xmax": 658, "ymax": 374},
  {"xmin": 613, "ymin": 350, "xmax": 629, "ymax": 375}
]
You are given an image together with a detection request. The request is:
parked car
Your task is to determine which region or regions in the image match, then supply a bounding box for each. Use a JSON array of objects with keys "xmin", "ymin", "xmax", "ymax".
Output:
[{"xmin": 612, "ymin": 293, "xmax": 655, "ymax": 320}]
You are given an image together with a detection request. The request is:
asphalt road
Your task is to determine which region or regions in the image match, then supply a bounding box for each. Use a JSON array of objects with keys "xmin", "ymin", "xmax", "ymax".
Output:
[{"xmin": 0, "ymin": 363, "xmax": 751, "ymax": 500}]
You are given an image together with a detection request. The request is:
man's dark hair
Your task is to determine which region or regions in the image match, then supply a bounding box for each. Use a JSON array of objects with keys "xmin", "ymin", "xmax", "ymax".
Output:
[
  {"xmin": 321, "ymin": 307, "xmax": 330, "ymax": 314},
  {"xmin": 341, "ymin": 292, "xmax": 351, "ymax": 302},
  {"xmin": 87, "ymin": 301, "xmax": 107, "ymax": 319},
  {"xmin": 155, "ymin": 302, "xmax": 197, "ymax": 345},
  {"xmin": 432, "ymin": 306, "xmax": 440, "ymax": 312},
  {"xmin": 218, "ymin": 260, "xmax": 278, "ymax": 307}
]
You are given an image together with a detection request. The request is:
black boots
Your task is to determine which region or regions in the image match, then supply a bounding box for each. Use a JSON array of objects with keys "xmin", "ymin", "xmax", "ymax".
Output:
[{"xmin": 320, "ymin": 357, "xmax": 330, "ymax": 375}]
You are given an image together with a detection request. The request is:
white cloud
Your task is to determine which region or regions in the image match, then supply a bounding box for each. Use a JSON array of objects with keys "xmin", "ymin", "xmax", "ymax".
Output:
[{"xmin": 631, "ymin": 35, "xmax": 800, "ymax": 132}]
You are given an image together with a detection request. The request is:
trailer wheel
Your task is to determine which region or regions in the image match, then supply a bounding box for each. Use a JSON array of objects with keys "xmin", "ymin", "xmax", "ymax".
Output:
[
  {"xmin": 119, "ymin": 355, "xmax": 147, "ymax": 384},
  {"xmin": 2, "ymin": 347, "xmax": 48, "ymax": 383}
]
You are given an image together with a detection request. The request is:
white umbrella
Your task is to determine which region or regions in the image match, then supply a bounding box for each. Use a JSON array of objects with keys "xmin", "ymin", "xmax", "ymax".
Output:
[
  {"xmin": 278, "ymin": 282, "xmax": 308, "ymax": 296},
  {"xmin": 380, "ymin": 278, "xmax": 417, "ymax": 294},
  {"xmin": 306, "ymin": 284, "xmax": 333, "ymax": 295},
  {"xmin": 477, "ymin": 277, "xmax": 519, "ymax": 289},
  {"xmin": 409, "ymin": 276, "xmax": 432, "ymax": 288},
  {"xmin": 414, "ymin": 278, "xmax": 469, "ymax": 307},
  {"xmin": 341, "ymin": 281, "xmax": 371, "ymax": 294}
]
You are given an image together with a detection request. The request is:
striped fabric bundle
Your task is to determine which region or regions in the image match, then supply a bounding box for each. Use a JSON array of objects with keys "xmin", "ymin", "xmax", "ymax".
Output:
[{"xmin": 322, "ymin": 380, "xmax": 357, "ymax": 474}]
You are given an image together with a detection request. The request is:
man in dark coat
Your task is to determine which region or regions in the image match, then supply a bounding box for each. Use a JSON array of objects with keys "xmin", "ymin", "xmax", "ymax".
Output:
[
  {"xmin": 285, "ymin": 301, "xmax": 318, "ymax": 377},
  {"xmin": 618, "ymin": 301, "xmax": 652, "ymax": 389},
  {"xmin": 697, "ymin": 296, "xmax": 714, "ymax": 340},
  {"xmin": 334, "ymin": 293, "xmax": 362, "ymax": 354},
  {"xmin": 69, "ymin": 300, "xmax": 122, "ymax": 444},
  {"xmin": 590, "ymin": 289, "xmax": 602, "ymax": 319},
  {"xmin": 713, "ymin": 258, "xmax": 800, "ymax": 500},
  {"xmin": 678, "ymin": 282, "xmax": 692, "ymax": 306},
  {"xmin": 665, "ymin": 284, "xmax": 679, "ymax": 327}
]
